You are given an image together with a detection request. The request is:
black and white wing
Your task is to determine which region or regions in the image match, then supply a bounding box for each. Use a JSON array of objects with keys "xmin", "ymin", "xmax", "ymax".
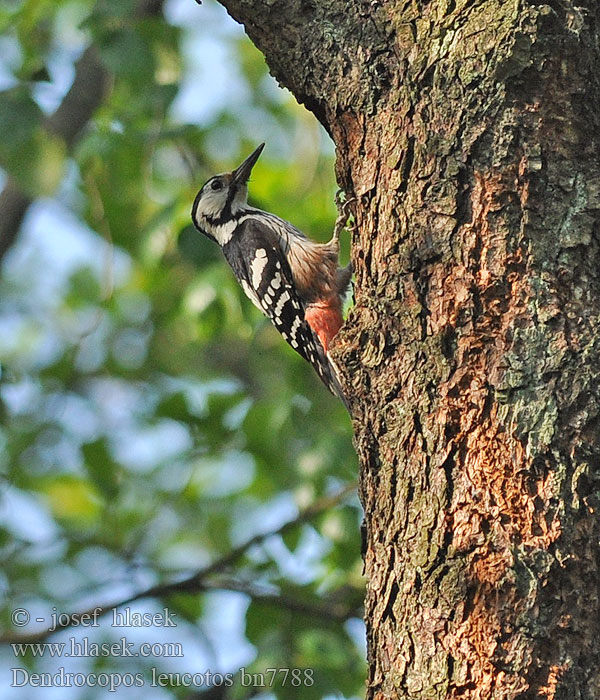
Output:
[{"xmin": 222, "ymin": 218, "xmax": 348, "ymax": 407}]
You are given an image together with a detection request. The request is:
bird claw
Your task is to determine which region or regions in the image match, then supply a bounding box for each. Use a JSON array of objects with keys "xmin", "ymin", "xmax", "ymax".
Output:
[{"xmin": 333, "ymin": 190, "xmax": 356, "ymax": 242}]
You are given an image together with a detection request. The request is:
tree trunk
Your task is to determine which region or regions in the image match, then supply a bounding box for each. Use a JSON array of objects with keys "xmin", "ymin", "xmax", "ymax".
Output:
[{"xmin": 218, "ymin": 1, "xmax": 600, "ymax": 697}]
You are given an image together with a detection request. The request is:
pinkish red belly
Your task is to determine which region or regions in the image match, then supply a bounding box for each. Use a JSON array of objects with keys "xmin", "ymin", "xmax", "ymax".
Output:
[{"xmin": 305, "ymin": 304, "xmax": 343, "ymax": 353}]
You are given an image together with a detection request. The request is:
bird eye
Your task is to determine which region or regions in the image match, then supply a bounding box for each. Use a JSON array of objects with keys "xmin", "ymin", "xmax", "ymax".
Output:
[{"xmin": 211, "ymin": 180, "xmax": 223, "ymax": 191}]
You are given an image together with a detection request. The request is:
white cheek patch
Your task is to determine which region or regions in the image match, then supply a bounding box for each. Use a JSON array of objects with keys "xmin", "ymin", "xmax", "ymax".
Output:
[
  {"xmin": 231, "ymin": 187, "xmax": 248, "ymax": 213},
  {"xmin": 198, "ymin": 189, "xmax": 229, "ymax": 219},
  {"xmin": 251, "ymin": 248, "xmax": 268, "ymax": 289}
]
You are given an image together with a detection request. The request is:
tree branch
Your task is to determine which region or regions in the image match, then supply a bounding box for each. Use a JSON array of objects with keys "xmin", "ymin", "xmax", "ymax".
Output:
[
  {"xmin": 192, "ymin": 576, "xmax": 360, "ymax": 622},
  {"xmin": 0, "ymin": 46, "xmax": 109, "ymax": 264},
  {"xmin": 0, "ymin": 482, "xmax": 357, "ymax": 644},
  {"xmin": 0, "ymin": 178, "xmax": 31, "ymax": 262}
]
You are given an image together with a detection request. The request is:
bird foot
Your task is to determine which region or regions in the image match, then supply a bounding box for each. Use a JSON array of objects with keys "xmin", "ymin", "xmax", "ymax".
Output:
[{"xmin": 332, "ymin": 190, "xmax": 357, "ymax": 243}]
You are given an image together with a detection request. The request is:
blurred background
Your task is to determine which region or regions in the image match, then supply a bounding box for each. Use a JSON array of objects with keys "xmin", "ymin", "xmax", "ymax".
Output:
[{"xmin": 0, "ymin": 0, "xmax": 364, "ymax": 697}]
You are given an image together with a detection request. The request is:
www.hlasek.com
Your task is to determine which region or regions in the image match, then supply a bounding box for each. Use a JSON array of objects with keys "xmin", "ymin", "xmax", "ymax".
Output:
[
  {"xmin": 11, "ymin": 668, "xmax": 315, "ymax": 692},
  {"xmin": 11, "ymin": 637, "xmax": 183, "ymax": 659}
]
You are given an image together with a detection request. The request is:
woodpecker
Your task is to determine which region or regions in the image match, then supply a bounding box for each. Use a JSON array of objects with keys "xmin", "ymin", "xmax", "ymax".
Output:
[{"xmin": 191, "ymin": 143, "xmax": 351, "ymax": 409}]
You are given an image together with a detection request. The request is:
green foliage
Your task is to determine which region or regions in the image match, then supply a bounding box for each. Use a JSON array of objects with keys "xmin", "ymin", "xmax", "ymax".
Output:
[
  {"xmin": 0, "ymin": 1, "xmax": 363, "ymax": 699},
  {"xmin": 0, "ymin": 86, "xmax": 66, "ymax": 195}
]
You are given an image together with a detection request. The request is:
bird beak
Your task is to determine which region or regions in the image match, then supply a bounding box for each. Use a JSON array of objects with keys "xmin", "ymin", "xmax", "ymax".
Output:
[{"xmin": 231, "ymin": 143, "xmax": 265, "ymax": 185}]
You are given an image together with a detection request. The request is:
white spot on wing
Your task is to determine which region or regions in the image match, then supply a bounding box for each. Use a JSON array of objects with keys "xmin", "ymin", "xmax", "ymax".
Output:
[
  {"xmin": 290, "ymin": 316, "xmax": 302, "ymax": 340},
  {"xmin": 274, "ymin": 290, "xmax": 290, "ymax": 318},
  {"xmin": 241, "ymin": 280, "xmax": 264, "ymax": 312},
  {"xmin": 251, "ymin": 248, "xmax": 268, "ymax": 289}
]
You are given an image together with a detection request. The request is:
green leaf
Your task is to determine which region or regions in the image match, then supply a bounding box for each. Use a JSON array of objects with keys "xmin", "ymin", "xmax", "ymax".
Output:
[
  {"xmin": 178, "ymin": 224, "xmax": 221, "ymax": 268},
  {"xmin": 39, "ymin": 475, "xmax": 102, "ymax": 523},
  {"xmin": 281, "ymin": 525, "xmax": 303, "ymax": 553},
  {"xmin": 0, "ymin": 87, "xmax": 66, "ymax": 196},
  {"xmin": 155, "ymin": 392, "xmax": 194, "ymax": 423},
  {"xmin": 66, "ymin": 267, "xmax": 102, "ymax": 306},
  {"xmin": 82, "ymin": 439, "xmax": 121, "ymax": 500}
]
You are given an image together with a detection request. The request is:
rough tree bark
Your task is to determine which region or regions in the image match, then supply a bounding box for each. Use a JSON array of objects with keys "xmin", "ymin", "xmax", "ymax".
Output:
[{"xmin": 216, "ymin": 1, "xmax": 600, "ymax": 698}]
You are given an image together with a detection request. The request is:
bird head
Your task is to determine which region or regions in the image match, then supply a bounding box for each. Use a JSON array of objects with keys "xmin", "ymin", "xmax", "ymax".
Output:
[{"xmin": 191, "ymin": 143, "xmax": 265, "ymax": 238}]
